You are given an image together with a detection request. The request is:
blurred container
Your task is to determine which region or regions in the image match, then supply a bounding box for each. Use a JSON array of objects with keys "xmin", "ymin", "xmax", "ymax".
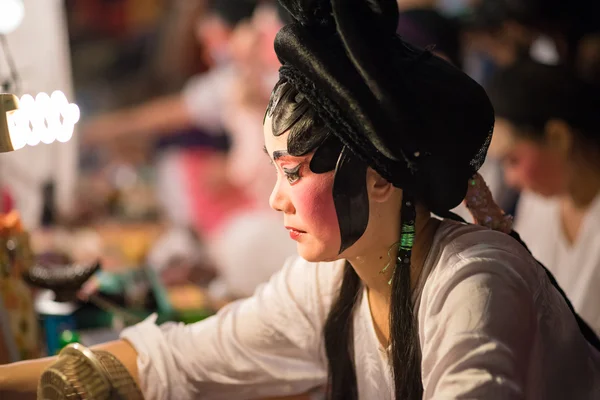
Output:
[{"xmin": 35, "ymin": 290, "xmax": 80, "ymax": 356}]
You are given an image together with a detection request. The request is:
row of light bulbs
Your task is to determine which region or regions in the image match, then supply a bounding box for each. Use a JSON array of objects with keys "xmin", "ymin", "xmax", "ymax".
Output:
[
  {"xmin": 0, "ymin": 2, "xmax": 80, "ymax": 152},
  {"xmin": 5, "ymin": 91, "xmax": 80, "ymax": 150}
]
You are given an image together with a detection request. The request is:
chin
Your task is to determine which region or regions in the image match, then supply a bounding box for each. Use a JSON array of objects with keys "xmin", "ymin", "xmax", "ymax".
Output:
[
  {"xmin": 531, "ymin": 186, "xmax": 560, "ymax": 198},
  {"xmin": 296, "ymin": 243, "xmax": 340, "ymax": 263}
]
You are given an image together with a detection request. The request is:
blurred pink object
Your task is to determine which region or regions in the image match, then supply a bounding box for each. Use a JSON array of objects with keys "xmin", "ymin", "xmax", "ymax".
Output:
[
  {"xmin": 0, "ymin": 188, "xmax": 14, "ymax": 213},
  {"xmin": 464, "ymin": 173, "xmax": 513, "ymax": 234},
  {"xmin": 181, "ymin": 149, "xmax": 253, "ymax": 237}
]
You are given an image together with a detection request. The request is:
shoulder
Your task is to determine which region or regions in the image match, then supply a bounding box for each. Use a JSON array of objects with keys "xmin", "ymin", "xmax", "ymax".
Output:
[
  {"xmin": 418, "ymin": 222, "xmax": 544, "ymax": 359},
  {"xmin": 433, "ymin": 220, "xmax": 540, "ymax": 273},
  {"xmin": 422, "ymin": 221, "xmax": 542, "ymax": 309},
  {"xmin": 418, "ymin": 223, "xmax": 555, "ymax": 399}
]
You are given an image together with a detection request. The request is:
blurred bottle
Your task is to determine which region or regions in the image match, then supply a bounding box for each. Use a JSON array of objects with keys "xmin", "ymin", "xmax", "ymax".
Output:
[{"xmin": 40, "ymin": 181, "xmax": 56, "ymax": 227}]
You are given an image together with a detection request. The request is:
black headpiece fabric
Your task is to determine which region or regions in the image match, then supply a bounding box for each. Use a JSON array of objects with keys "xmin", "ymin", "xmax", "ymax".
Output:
[
  {"xmin": 396, "ymin": 9, "xmax": 461, "ymax": 67},
  {"xmin": 274, "ymin": 0, "xmax": 495, "ymax": 213}
]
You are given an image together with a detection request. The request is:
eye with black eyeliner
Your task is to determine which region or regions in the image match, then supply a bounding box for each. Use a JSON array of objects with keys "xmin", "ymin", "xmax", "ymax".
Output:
[{"xmin": 282, "ymin": 164, "xmax": 301, "ymax": 184}]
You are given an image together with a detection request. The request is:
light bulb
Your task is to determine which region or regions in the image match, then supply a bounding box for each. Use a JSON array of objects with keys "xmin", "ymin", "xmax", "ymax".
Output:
[
  {"xmin": 28, "ymin": 125, "xmax": 41, "ymax": 146},
  {"xmin": 47, "ymin": 112, "xmax": 60, "ymax": 130},
  {"xmin": 0, "ymin": 0, "xmax": 25, "ymax": 35},
  {"xmin": 11, "ymin": 130, "xmax": 27, "ymax": 150},
  {"xmin": 35, "ymin": 92, "xmax": 51, "ymax": 111},
  {"xmin": 30, "ymin": 113, "xmax": 44, "ymax": 131},
  {"xmin": 51, "ymin": 90, "xmax": 68, "ymax": 110},
  {"xmin": 19, "ymin": 94, "xmax": 35, "ymax": 113},
  {"xmin": 6, "ymin": 110, "xmax": 25, "ymax": 150},
  {"xmin": 43, "ymin": 113, "xmax": 61, "ymax": 145},
  {"xmin": 13, "ymin": 106, "xmax": 28, "ymax": 128},
  {"xmin": 62, "ymin": 103, "xmax": 80, "ymax": 126},
  {"xmin": 40, "ymin": 126, "xmax": 56, "ymax": 144},
  {"xmin": 56, "ymin": 124, "xmax": 74, "ymax": 143},
  {"xmin": 4, "ymin": 91, "xmax": 81, "ymax": 150}
]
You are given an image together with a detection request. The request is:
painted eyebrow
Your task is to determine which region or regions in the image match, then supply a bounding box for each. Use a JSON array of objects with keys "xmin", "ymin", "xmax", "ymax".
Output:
[
  {"xmin": 273, "ymin": 150, "xmax": 289, "ymax": 160},
  {"xmin": 262, "ymin": 146, "xmax": 294, "ymax": 161}
]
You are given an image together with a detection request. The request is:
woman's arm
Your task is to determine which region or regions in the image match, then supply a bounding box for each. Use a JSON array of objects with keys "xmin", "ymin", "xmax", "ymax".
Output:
[
  {"xmin": 0, "ymin": 340, "xmax": 139, "ymax": 400},
  {"xmin": 81, "ymin": 95, "xmax": 192, "ymax": 146},
  {"xmin": 2, "ymin": 257, "xmax": 334, "ymax": 400},
  {"xmin": 119, "ymin": 256, "xmax": 335, "ymax": 400},
  {"xmin": 0, "ymin": 336, "xmax": 317, "ymax": 400}
]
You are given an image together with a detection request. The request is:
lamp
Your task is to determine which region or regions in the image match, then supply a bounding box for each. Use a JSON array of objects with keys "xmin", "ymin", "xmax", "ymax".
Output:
[
  {"xmin": 0, "ymin": 91, "xmax": 81, "ymax": 153},
  {"xmin": 0, "ymin": 92, "xmax": 19, "ymax": 152}
]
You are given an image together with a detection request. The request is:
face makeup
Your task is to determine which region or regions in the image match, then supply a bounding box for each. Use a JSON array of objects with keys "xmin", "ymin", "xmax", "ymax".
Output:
[{"xmin": 264, "ymin": 117, "xmax": 370, "ymax": 261}]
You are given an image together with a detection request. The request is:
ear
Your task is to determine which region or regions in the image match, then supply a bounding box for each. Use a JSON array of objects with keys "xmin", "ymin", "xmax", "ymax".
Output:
[
  {"xmin": 544, "ymin": 119, "xmax": 573, "ymax": 157},
  {"xmin": 366, "ymin": 167, "xmax": 394, "ymax": 202}
]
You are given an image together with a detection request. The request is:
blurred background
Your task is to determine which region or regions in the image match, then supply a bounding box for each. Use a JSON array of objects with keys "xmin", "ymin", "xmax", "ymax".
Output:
[{"xmin": 0, "ymin": 0, "xmax": 599, "ymax": 362}]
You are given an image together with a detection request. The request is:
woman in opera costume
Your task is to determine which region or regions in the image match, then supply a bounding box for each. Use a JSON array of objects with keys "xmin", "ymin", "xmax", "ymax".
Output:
[{"xmin": 1, "ymin": 1, "xmax": 599, "ymax": 399}]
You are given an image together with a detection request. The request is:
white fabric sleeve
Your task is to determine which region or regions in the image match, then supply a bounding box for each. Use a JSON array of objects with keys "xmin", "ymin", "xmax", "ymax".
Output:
[
  {"xmin": 181, "ymin": 66, "xmax": 235, "ymax": 134},
  {"xmin": 420, "ymin": 250, "xmax": 536, "ymax": 400},
  {"xmin": 121, "ymin": 256, "xmax": 338, "ymax": 400}
]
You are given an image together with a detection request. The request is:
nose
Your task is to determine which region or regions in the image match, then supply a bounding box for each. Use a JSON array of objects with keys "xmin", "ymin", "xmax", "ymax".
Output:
[{"xmin": 269, "ymin": 177, "xmax": 295, "ymax": 214}]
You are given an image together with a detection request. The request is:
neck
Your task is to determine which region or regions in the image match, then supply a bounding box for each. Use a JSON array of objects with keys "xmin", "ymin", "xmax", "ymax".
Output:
[
  {"xmin": 558, "ymin": 159, "xmax": 600, "ymax": 244},
  {"xmin": 346, "ymin": 205, "xmax": 436, "ymax": 302},
  {"xmin": 566, "ymin": 160, "xmax": 600, "ymax": 209}
]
